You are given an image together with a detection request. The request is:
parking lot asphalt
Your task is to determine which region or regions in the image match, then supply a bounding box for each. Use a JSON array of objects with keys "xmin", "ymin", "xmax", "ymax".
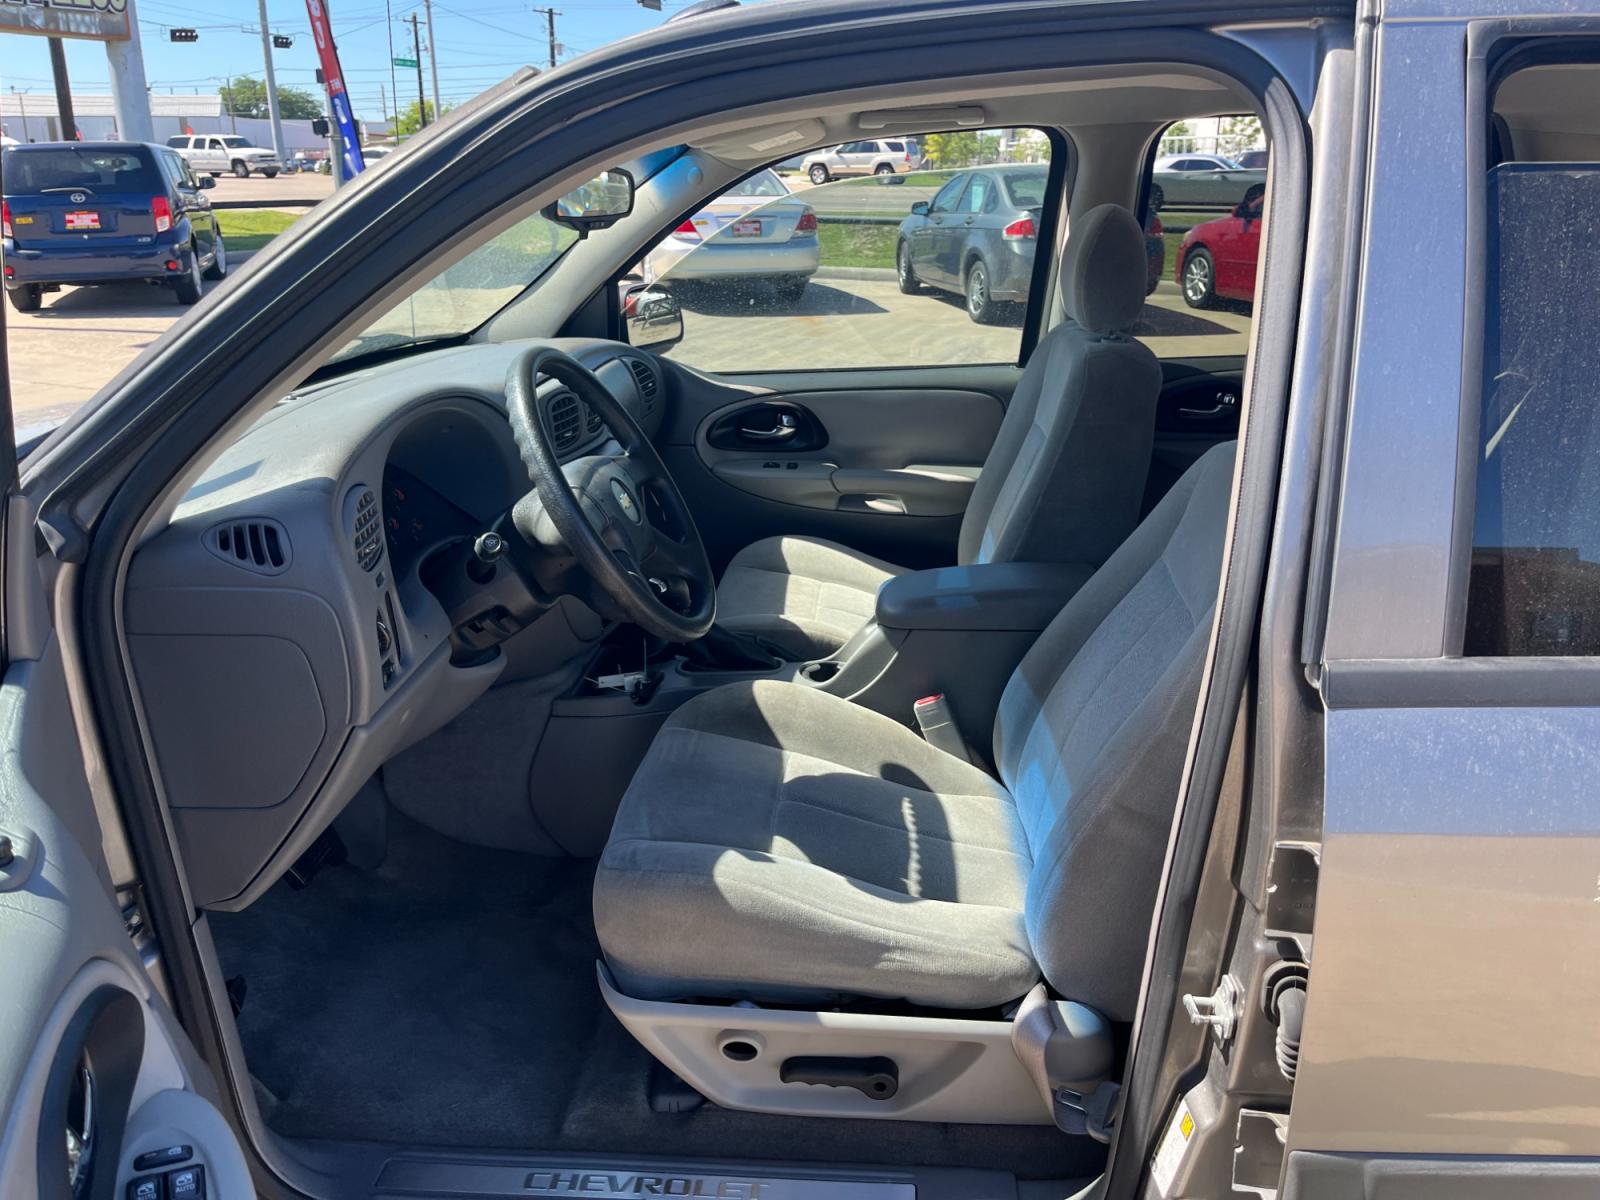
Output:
[
  {"xmin": 200, "ymin": 169, "xmax": 334, "ymax": 210},
  {"xmin": 10, "ymin": 270, "xmax": 1247, "ymax": 433}
]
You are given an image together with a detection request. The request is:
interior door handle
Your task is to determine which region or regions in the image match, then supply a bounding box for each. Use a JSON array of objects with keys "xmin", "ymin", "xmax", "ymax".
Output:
[
  {"xmin": 1179, "ymin": 391, "xmax": 1240, "ymax": 419},
  {"xmin": 741, "ymin": 413, "xmax": 799, "ymax": 441}
]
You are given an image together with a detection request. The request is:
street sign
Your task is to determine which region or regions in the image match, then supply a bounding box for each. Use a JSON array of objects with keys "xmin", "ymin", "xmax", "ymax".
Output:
[{"xmin": 392, "ymin": 56, "xmax": 418, "ymax": 68}]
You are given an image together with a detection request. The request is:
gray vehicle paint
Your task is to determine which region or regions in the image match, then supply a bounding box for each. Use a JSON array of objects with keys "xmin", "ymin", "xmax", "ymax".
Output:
[{"xmin": 897, "ymin": 164, "xmax": 1045, "ymax": 310}]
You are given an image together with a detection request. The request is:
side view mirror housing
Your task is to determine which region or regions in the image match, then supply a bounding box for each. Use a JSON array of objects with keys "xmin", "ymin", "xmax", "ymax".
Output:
[
  {"xmin": 546, "ymin": 168, "xmax": 635, "ymax": 236},
  {"xmin": 622, "ymin": 283, "xmax": 683, "ymax": 352},
  {"xmin": 197, "ymin": 175, "xmax": 216, "ymax": 190},
  {"xmin": 910, "ymin": 200, "xmax": 930, "ymax": 216}
]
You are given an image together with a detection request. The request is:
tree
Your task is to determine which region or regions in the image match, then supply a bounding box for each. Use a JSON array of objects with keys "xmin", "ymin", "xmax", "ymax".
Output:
[
  {"xmin": 921, "ymin": 130, "xmax": 981, "ymax": 169},
  {"xmin": 220, "ymin": 75, "xmax": 323, "ymax": 121},
  {"xmin": 1220, "ymin": 114, "xmax": 1263, "ymax": 157},
  {"xmin": 394, "ymin": 99, "xmax": 453, "ymax": 137}
]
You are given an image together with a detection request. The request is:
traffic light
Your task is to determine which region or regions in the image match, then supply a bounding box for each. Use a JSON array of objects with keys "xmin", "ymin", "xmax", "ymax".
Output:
[
  {"xmin": 637, "ymin": 0, "xmax": 663, "ymax": 8},
  {"xmin": 272, "ymin": 34, "xmax": 293, "ymax": 49},
  {"xmin": 311, "ymin": 117, "xmax": 330, "ymax": 137},
  {"xmin": 169, "ymin": 27, "xmax": 198, "ymax": 42}
]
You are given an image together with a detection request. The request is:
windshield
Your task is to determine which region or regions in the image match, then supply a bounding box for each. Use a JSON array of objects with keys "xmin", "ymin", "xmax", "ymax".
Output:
[
  {"xmin": 332, "ymin": 211, "xmax": 579, "ymax": 363},
  {"xmin": 725, "ymin": 169, "xmax": 788, "ymax": 198}
]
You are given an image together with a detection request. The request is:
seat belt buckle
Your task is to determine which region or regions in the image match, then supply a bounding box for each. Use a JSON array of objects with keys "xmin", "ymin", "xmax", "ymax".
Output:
[{"xmin": 913, "ymin": 694, "xmax": 973, "ymax": 763}]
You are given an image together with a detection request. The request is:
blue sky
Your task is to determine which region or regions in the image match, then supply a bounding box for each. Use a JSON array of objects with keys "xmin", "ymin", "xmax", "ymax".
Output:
[{"xmin": 0, "ymin": 0, "xmax": 715, "ymax": 123}]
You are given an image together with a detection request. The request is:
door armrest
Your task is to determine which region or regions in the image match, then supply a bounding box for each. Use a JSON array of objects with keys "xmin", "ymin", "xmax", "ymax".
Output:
[{"xmin": 876, "ymin": 561, "xmax": 1094, "ymax": 633}]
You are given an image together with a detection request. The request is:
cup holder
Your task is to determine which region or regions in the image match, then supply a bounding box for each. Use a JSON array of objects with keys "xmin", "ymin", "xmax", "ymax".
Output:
[{"xmin": 800, "ymin": 660, "xmax": 841, "ymax": 684}]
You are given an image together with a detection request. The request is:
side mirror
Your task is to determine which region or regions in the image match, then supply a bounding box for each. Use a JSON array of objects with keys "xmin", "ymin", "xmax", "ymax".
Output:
[
  {"xmin": 910, "ymin": 200, "xmax": 929, "ymax": 216},
  {"xmin": 197, "ymin": 175, "xmax": 216, "ymax": 190},
  {"xmin": 623, "ymin": 283, "xmax": 683, "ymax": 352},
  {"xmin": 546, "ymin": 168, "xmax": 635, "ymax": 236}
]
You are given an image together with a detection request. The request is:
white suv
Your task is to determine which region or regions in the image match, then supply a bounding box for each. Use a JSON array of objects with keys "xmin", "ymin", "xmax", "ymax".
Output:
[
  {"xmin": 166, "ymin": 134, "xmax": 282, "ymax": 179},
  {"xmin": 800, "ymin": 138, "xmax": 918, "ymax": 184}
]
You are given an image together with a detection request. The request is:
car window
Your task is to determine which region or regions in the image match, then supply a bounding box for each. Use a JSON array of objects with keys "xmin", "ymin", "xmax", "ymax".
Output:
[
  {"xmin": 1136, "ymin": 117, "xmax": 1262, "ymax": 360},
  {"xmin": 2, "ymin": 147, "xmax": 161, "ymax": 193},
  {"xmin": 724, "ymin": 169, "xmax": 788, "ymax": 199},
  {"xmin": 166, "ymin": 151, "xmax": 198, "ymax": 190},
  {"xmin": 929, "ymin": 174, "xmax": 967, "ymax": 213},
  {"xmin": 1003, "ymin": 170, "xmax": 1046, "ymax": 208},
  {"xmin": 1465, "ymin": 65, "xmax": 1600, "ymax": 656},
  {"xmin": 166, "ymin": 136, "xmax": 187, "ymax": 148},
  {"xmin": 960, "ymin": 173, "xmax": 993, "ymax": 214},
  {"xmin": 208, "ymin": 138, "xmax": 226, "ymax": 151},
  {"xmin": 639, "ymin": 127, "xmax": 1056, "ymax": 373}
]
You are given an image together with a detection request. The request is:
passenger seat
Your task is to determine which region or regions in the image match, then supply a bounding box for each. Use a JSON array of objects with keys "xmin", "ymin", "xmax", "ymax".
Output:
[{"xmin": 715, "ymin": 204, "xmax": 1164, "ymax": 660}]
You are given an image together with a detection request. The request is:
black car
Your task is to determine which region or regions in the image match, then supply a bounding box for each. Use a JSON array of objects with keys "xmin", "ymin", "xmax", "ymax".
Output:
[{"xmin": 2, "ymin": 140, "xmax": 226, "ymax": 312}]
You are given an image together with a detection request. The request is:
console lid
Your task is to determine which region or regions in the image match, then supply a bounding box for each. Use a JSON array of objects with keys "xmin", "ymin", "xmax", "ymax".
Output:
[{"xmin": 876, "ymin": 561, "xmax": 1094, "ymax": 633}]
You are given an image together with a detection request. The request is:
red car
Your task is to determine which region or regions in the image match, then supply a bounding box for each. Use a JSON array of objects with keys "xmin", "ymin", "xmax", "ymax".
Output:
[{"xmin": 1175, "ymin": 182, "xmax": 1264, "ymax": 307}]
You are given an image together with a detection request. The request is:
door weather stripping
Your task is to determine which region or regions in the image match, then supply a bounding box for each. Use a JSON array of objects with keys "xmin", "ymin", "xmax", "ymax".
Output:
[{"xmin": 1182, "ymin": 974, "xmax": 1241, "ymax": 1046}]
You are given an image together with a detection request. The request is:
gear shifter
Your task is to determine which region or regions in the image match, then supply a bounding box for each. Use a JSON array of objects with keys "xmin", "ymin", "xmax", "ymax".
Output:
[{"xmin": 678, "ymin": 623, "xmax": 784, "ymax": 672}]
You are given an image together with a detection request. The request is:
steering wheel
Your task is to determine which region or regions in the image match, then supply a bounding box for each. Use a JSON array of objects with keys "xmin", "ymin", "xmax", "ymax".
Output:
[{"xmin": 504, "ymin": 345, "xmax": 715, "ymax": 643}]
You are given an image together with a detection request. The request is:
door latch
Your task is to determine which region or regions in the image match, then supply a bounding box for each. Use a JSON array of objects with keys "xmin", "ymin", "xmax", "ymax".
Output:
[{"xmin": 1182, "ymin": 974, "xmax": 1240, "ymax": 1045}]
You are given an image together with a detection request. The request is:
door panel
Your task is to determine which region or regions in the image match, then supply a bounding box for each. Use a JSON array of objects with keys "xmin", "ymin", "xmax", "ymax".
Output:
[
  {"xmin": 0, "ymin": 637, "xmax": 252, "ymax": 1200},
  {"xmin": 1146, "ymin": 355, "xmax": 1246, "ymax": 512},
  {"xmin": 660, "ymin": 363, "xmax": 1015, "ymax": 570}
]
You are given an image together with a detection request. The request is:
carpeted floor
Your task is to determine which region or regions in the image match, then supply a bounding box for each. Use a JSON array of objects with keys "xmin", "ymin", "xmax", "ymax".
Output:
[{"xmin": 208, "ymin": 809, "xmax": 1105, "ymax": 1178}]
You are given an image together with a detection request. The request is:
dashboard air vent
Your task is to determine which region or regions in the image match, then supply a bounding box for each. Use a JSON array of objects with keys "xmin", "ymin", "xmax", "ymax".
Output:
[
  {"xmin": 547, "ymin": 391, "xmax": 582, "ymax": 452},
  {"xmin": 626, "ymin": 358, "xmax": 659, "ymax": 415},
  {"xmin": 350, "ymin": 487, "xmax": 383, "ymax": 572},
  {"xmin": 586, "ymin": 402, "xmax": 604, "ymax": 436},
  {"xmin": 204, "ymin": 518, "xmax": 291, "ymax": 575}
]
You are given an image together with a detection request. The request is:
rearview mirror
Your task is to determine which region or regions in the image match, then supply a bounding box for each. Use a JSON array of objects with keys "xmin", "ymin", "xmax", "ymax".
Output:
[
  {"xmin": 623, "ymin": 283, "xmax": 683, "ymax": 351},
  {"xmin": 911, "ymin": 200, "xmax": 929, "ymax": 216},
  {"xmin": 546, "ymin": 168, "xmax": 635, "ymax": 235}
]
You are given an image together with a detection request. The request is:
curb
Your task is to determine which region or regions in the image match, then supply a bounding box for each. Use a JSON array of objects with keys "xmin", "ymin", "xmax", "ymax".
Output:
[{"xmin": 813, "ymin": 266, "xmax": 898, "ymax": 282}]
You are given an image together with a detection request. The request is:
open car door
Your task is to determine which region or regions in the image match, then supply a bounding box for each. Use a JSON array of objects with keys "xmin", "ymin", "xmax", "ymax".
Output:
[{"xmin": 0, "ymin": 260, "xmax": 252, "ymax": 1200}]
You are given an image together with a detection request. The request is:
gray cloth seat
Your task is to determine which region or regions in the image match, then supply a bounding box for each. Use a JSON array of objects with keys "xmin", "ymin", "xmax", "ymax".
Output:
[
  {"xmin": 714, "ymin": 203, "xmax": 1163, "ymax": 661},
  {"xmin": 595, "ymin": 443, "xmax": 1236, "ymax": 1020}
]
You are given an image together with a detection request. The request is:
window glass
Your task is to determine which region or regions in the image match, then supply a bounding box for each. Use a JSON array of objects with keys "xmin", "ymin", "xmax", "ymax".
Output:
[
  {"xmin": 166, "ymin": 136, "xmax": 187, "ymax": 148},
  {"xmin": 1465, "ymin": 63, "xmax": 1600, "ymax": 656},
  {"xmin": 2, "ymin": 146, "xmax": 161, "ymax": 193},
  {"xmin": 1137, "ymin": 116, "xmax": 1264, "ymax": 360},
  {"xmin": 635, "ymin": 128, "xmax": 1055, "ymax": 372}
]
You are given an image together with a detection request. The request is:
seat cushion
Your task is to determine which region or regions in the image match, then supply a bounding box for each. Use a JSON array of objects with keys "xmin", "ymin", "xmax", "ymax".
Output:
[
  {"xmin": 593, "ymin": 679, "xmax": 1040, "ymax": 1009},
  {"xmin": 715, "ymin": 535, "xmax": 908, "ymax": 660}
]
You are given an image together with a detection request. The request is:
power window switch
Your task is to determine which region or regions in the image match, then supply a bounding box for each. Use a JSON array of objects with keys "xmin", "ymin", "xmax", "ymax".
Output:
[
  {"xmin": 133, "ymin": 1145, "xmax": 192, "ymax": 1172},
  {"xmin": 167, "ymin": 1164, "xmax": 206, "ymax": 1199},
  {"xmin": 127, "ymin": 1177, "xmax": 162, "ymax": 1200}
]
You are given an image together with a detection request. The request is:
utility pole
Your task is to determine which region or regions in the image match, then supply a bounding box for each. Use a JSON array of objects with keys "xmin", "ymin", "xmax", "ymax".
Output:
[
  {"xmin": 408, "ymin": 13, "xmax": 427, "ymax": 129},
  {"xmin": 223, "ymin": 74, "xmax": 237, "ymax": 133},
  {"xmin": 46, "ymin": 37, "xmax": 77, "ymax": 140},
  {"xmin": 423, "ymin": 0, "xmax": 442, "ymax": 120},
  {"xmin": 11, "ymin": 88, "xmax": 29, "ymax": 143},
  {"xmin": 379, "ymin": 83, "xmax": 387, "ymax": 133},
  {"xmin": 258, "ymin": 0, "xmax": 287, "ymax": 163},
  {"xmin": 532, "ymin": 7, "xmax": 560, "ymax": 70},
  {"xmin": 385, "ymin": 0, "xmax": 399, "ymax": 142}
]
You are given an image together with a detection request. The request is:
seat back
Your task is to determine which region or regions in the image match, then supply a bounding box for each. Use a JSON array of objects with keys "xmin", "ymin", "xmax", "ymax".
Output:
[
  {"xmin": 958, "ymin": 204, "xmax": 1162, "ymax": 569},
  {"xmin": 992, "ymin": 442, "xmax": 1235, "ymax": 1020}
]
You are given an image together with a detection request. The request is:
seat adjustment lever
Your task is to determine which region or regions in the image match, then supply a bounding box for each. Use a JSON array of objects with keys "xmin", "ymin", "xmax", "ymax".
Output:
[{"xmin": 779, "ymin": 1055, "xmax": 899, "ymax": 1101}]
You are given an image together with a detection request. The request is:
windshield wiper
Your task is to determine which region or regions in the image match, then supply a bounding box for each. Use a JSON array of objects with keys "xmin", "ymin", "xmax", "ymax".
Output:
[{"xmin": 307, "ymin": 332, "xmax": 474, "ymax": 382}]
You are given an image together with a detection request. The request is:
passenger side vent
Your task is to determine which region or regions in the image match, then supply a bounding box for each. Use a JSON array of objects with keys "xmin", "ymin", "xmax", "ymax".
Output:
[
  {"xmin": 547, "ymin": 391, "xmax": 582, "ymax": 453},
  {"xmin": 350, "ymin": 487, "xmax": 383, "ymax": 572},
  {"xmin": 626, "ymin": 357, "xmax": 659, "ymax": 416},
  {"xmin": 204, "ymin": 518, "xmax": 291, "ymax": 575},
  {"xmin": 586, "ymin": 402, "xmax": 605, "ymax": 436}
]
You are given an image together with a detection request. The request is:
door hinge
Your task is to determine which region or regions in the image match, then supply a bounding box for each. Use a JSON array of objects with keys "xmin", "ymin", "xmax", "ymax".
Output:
[{"xmin": 1182, "ymin": 974, "xmax": 1241, "ymax": 1046}]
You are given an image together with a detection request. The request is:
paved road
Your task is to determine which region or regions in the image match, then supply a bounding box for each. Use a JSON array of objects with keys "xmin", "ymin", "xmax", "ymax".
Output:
[
  {"xmin": 7, "ymin": 269, "xmax": 1247, "ymax": 434},
  {"xmin": 200, "ymin": 169, "xmax": 334, "ymax": 210},
  {"xmin": 787, "ymin": 175, "xmax": 940, "ymax": 220}
]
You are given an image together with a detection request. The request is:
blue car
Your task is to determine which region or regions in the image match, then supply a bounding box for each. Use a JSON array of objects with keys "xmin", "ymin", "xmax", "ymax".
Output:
[{"xmin": 3, "ymin": 140, "xmax": 226, "ymax": 312}]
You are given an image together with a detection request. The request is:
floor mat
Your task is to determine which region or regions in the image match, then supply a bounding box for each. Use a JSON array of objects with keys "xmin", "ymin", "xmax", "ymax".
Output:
[{"xmin": 208, "ymin": 811, "xmax": 1104, "ymax": 1177}]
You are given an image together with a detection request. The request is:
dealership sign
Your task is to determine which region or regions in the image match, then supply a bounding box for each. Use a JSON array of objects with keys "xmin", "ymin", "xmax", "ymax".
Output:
[
  {"xmin": 0, "ymin": 0, "xmax": 130, "ymax": 40},
  {"xmin": 305, "ymin": 0, "xmax": 367, "ymax": 177}
]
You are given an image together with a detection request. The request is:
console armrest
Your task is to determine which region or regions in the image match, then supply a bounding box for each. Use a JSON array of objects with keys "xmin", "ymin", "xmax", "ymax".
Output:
[{"xmin": 876, "ymin": 561, "xmax": 1095, "ymax": 633}]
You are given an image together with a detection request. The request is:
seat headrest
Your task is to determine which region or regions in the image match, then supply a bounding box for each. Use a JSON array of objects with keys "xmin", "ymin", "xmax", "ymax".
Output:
[{"xmin": 1061, "ymin": 204, "xmax": 1147, "ymax": 334}]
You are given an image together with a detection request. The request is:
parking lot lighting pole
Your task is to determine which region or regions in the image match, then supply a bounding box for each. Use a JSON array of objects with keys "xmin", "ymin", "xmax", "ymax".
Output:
[{"xmin": 258, "ymin": 0, "xmax": 287, "ymax": 164}]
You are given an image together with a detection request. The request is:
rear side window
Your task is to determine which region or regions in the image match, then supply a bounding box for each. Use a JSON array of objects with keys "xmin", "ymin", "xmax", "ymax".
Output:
[
  {"xmin": 3, "ymin": 148, "xmax": 160, "ymax": 194},
  {"xmin": 1465, "ymin": 60, "xmax": 1600, "ymax": 656},
  {"xmin": 166, "ymin": 136, "xmax": 188, "ymax": 148}
]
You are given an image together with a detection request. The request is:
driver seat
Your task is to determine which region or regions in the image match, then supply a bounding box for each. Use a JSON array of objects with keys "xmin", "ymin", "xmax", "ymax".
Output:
[
  {"xmin": 594, "ymin": 442, "xmax": 1235, "ymax": 1020},
  {"xmin": 714, "ymin": 204, "xmax": 1162, "ymax": 661}
]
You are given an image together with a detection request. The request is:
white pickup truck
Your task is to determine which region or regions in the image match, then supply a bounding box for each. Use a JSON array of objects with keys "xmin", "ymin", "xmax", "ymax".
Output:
[{"xmin": 165, "ymin": 134, "xmax": 282, "ymax": 179}]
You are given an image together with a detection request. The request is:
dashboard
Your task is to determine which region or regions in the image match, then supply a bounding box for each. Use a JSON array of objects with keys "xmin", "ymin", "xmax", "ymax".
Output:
[{"xmin": 123, "ymin": 338, "xmax": 666, "ymax": 911}]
